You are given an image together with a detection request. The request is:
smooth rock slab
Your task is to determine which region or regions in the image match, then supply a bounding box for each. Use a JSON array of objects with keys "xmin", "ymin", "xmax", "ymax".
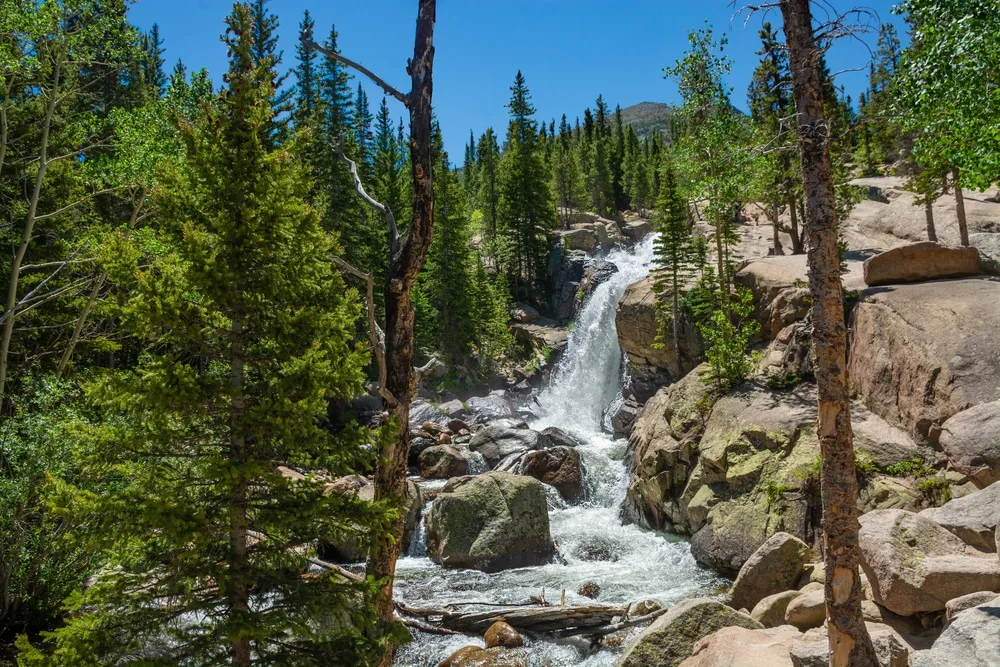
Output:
[
  {"xmin": 784, "ymin": 589, "xmax": 826, "ymax": 630},
  {"xmin": 679, "ymin": 625, "xmax": 801, "ymax": 667},
  {"xmin": 751, "ymin": 590, "xmax": 803, "ymax": 629},
  {"xmin": 790, "ymin": 623, "xmax": 910, "ymax": 667}
]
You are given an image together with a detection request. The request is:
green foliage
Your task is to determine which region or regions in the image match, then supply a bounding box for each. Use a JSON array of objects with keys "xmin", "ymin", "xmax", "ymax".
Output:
[
  {"xmin": 497, "ymin": 71, "xmax": 556, "ymax": 301},
  {"xmin": 698, "ymin": 287, "xmax": 760, "ymax": 392},
  {"xmin": 918, "ymin": 477, "xmax": 952, "ymax": 505},
  {"xmin": 763, "ymin": 482, "xmax": 794, "ymax": 514},
  {"xmin": 0, "ymin": 376, "xmax": 99, "ymax": 639},
  {"xmin": 854, "ymin": 452, "xmax": 880, "ymax": 479},
  {"xmin": 17, "ymin": 9, "xmax": 390, "ymax": 662},
  {"xmin": 884, "ymin": 457, "xmax": 934, "ymax": 478},
  {"xmin": 895, "ymin": 0, "xmax": 1000, "ymax": 191},
  {"xmin": 765, "ymin": 372, "xmax": 802, "ymax": 391},
  {"xmin": 652, "ymin": 161, "xmax": 696, "ymax": 351}
]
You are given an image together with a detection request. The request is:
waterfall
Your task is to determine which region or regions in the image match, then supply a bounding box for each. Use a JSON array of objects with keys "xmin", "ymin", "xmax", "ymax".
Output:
[
  {"xmin": 532, "ymin": 235, "xmax": 656, "ymax": 435},
  {"xmin": 394, "ymin": 235, "xmax": 721, "ymax": 667}
]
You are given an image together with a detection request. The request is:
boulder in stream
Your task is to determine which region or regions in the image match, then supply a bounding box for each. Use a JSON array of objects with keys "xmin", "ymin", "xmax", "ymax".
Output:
[{"xmin": 425, "ymin": 471, "xmax": 554, "ymax": 572}]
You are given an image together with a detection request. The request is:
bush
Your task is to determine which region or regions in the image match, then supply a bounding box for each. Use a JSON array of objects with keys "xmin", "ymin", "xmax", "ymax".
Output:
[
  {"xmin": 698, "ymin": 287, "xmax": 760, "ymax": 392},
  {"xmin": 0, "ymin": 376, "xmax": 99, "ymax": 639}
]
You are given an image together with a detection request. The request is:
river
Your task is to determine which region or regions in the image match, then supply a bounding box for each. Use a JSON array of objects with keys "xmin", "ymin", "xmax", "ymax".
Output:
[{"xmin": 394, "ymin": 236, "xmax": 723, "ymax": 666}]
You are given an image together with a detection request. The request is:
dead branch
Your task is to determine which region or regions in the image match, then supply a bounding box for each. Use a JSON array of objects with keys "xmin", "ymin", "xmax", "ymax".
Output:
[
  {"xmin": 307, "ymin": 40, "xmax": 409, "ymax": 108},
  {"xmin": 397, "ymin": 615, "xmax": 463, "ymax": 636},
  {"xmin": 331, "ymin": 136, "xmax": 400, "ymax": 258},
  {"xmin": 557, "ymin": 606, "xmax": 669, "ymax": 638},
  {"xmin": 330, "ymin": 256, "xmax": 395, "ymax": 407}
]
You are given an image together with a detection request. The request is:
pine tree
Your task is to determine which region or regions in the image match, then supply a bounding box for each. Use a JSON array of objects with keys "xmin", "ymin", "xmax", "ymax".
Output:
[
  {"xmin": 249, "ymin": 0, "xmax": 291, "ymax": 142},
  {"xmin": 623, "ymin": 124, "xmax": 650, "ymax": 215},
  {"xmin": 611, "ymin": 104, "xmax": 627, "ymax": 211},
  {"xmin": 462, "ymin": 129, "xmax": 478, "ymax": 212},
  {"xmin": 552, "ymin": 114, "xmax": 583, "ymax": 226},
  {"xmin": 497, "ymin": 71, "xmax": 556, "ymax": 301},
  {"xmin": 476, "ymin": 127, "xmax": 502, "ymax": 268},
  {"xmin": 354, "ymin": 82, "xmax": 374, "ymax": 175},
  {"xmin": 292, "ymin": 10, "xmax": 319, "ymax": 127},
  {"xmin": 18, "ymin": 6, "xmax": 387, "ymax": 664},
  {"xmin": 652, "ymin": 163, "xmax": 695, "ymax": 364},
  {"xmin": 140, "ymin": 23, "xmax": 166, "ymax": 99}
]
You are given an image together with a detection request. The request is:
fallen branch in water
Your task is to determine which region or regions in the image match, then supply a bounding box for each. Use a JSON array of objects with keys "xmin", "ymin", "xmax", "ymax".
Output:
[
  {"xmin": 395, "ymin": 601, "xmax": 628, "ymax": 634},
  {"xmin": 398, "ymin": 616, "xmax": 464, "ymax": 636},
  {"xmin": 557, "ymin": 606, "xmax": 668, "ymax": 638}
]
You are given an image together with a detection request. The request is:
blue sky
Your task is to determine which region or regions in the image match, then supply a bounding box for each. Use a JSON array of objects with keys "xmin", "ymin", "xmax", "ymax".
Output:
[{"xmin": 130, "ymin": 0, "xmax": 908, "ymax": 157}]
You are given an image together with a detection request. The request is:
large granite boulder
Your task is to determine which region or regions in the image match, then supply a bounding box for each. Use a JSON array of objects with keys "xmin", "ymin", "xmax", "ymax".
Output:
[
  {"xmin": 849, "ymin": 278, "xmax": 1000, "ymax": 441},
  {"xmin": 496, "ymin": 445, "xmax": 584, "ymax": 501},
  {"xmin": 789, "ymin": 623, "xmax": 911, "ymax": 667},
  {"xmin": 911, "ymin": 595, "xmax": 1000, "ymax": 667},
  {"xmin": 425, "ymin": 472, "xmax": 554, "ymax": 572},
  {"xmin": 547, "ymin": 246, "xmax": 588, "ymax": 322},
  {"xmin": 862, "ymin": 242, "xmax": 980, "ymax": 287},
  {"xmin": 730, "ymin": 532, "xmax": 811, "ymax": 611},
  {"xmin": 616, "ymin": 275, "xmax": 703, "ymax": 401},
  {"xmin": 688, "ymin": 385, "xmax": 821, "ymax": 576},
  {"xmin": 439, "ymin": 645, "xmax": 528, "ymax": 667},
  {"xmin": 751, "ymin": 590, "xmax": 803, "ymax": 628},
  {"xmin": 468, "ymin": 426, "xmax": 550, "ymax": 467},
  {"xmin": 938, "ymin": 401, "xmax": 1000, "ymax": 486},
  {"xmin": 858, "ymin": 509, "xmax": 1000, "ymax": 616},
  {"xmin": 919, "ymin": 482, "xmax": 1000, "ymax": 552},
  {"xmin": 619, "ymin": 597, "xmax": 763, "ymax": 667},
  {"xmin": 410, "ymin": 399, "xmax": 449, "ymax": 426},
  {"xmin": 784, "ymin": 589, "xmax": 826, "ymax": 630}
]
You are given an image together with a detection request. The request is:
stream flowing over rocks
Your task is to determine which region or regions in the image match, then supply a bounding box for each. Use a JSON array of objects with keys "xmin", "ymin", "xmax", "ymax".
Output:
[{"xmin": 394, "ymin": 236, "xmax": 724, "ymax": 666}]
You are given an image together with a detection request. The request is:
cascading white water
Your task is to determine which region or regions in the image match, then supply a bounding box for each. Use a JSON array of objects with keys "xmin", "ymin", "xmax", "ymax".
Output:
[{"xmin": 395, "ymin": 237, "xmax": 722, "ymax": 666}]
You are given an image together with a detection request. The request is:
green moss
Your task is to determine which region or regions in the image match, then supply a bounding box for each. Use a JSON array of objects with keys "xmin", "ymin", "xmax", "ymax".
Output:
[
  {"xmin": 884, "ymin": 457, "xmax": 933, "ymax": 478},
  {"xmin": 917, "ymin": 477, "xmax": 952, "ymax": 505}
]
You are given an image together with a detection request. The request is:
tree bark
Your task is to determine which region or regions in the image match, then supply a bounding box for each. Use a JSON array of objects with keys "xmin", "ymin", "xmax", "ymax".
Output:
[
  {"xmin": 780, "ymin": 1, "xmax": 877, "ymax": 665},
  {"xmin": 365, "ymin": 4, "xmax": 436, "ymax": 665},
  {"xmin": 772, "ymin": 198, "xmax": 785, "ymax": 255},
  {"xmin": 788, "ymin": 194, "xmax": 804, "ymax": 254},
  {"xmin": 0, "ymin": 48, "xmax": 63, "ymax": 405},
  {"xmin": 952, "ymin": 168, "xmax": 969, "ymax": 246},
  {"xmin": 924, "ymin": 199, "xmax": 937, "ymax": 243}
]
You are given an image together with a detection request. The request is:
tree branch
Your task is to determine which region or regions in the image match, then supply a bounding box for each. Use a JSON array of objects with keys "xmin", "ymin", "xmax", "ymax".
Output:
[
  {"xmin": 307, "ymin": 40, "xmax": 409, "ymax": 107},
  {"xmin": 330, "ymin": 256, "xmax": 396, "ymax": 408},
  {"xmin": 331, "ymin": 136, "xmax": 400, "ymax": 258}
]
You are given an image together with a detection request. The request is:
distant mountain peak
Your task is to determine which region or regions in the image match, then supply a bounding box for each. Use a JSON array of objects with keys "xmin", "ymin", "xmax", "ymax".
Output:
[{"xmin": 619, "ymin": 101, "xmax": 676, "ymax": 141}]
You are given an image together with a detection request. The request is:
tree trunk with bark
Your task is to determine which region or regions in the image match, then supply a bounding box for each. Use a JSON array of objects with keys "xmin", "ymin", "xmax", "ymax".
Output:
[
  {"xmin": 952, "ymin": 168, "xmax": 969, "ymax": 246},
  {"xmin": 780, "ymin": 1, "xmax": 878, "ymax": 665},
  {"xmin": 0, "ymin": 48, "xmax": 63, "ymax": 406},
  {"xmin": 924, "ymin": 200, "xmax": 937, "ymax": 242},
  {"xmin": 772, "ymin": 198, "xmax": 785, "ymax": 255},
  {"xmin": 311, "ymin": 4, "xmax": 436, "ymax": 664},
  {"xmin": 788, "ymin": 194, "xmax": 804, "ymax": 253}
]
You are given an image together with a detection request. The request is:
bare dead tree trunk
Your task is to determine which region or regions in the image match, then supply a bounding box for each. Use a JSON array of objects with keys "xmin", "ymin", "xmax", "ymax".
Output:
[
  {"xmin": 780, "ymin": 1, "xmax": 878, "ymax": 665},
  {"xmin": 788, "ymin": 194, "xmax": 804, "ymax": 253},
  {"xmin": 0, "ymin": 48, "xmax": 63, "ymax": 405},
  {"xmin": 951, "ymin": 168, "xmax": 969, "ymax": 246},
  {"xmin": 310, "ymin": 4, "xmax": 435, "ymax": 664},
  {"xmin": 772, "ymin": 198, "xmax": 785, "ymax": 255}
]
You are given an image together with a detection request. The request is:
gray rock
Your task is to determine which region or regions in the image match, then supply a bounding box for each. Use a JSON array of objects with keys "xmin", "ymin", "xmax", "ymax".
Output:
[
  {"xmin": 939, "ymin": 401, "xmax": 1000, "ymax": 486},
  {"xmin": 540, "ymin": 426, "xmax": 581, "ymax": 449},
  {"xmin": 858, "ymin": 509, "xmax": 1000, "ymax": 616},
  {"xmin": 466, "ymin": 391, "xmax": 516, "ymax": 423},
  {"xmin": 469, "ymin": 426, "xmax": 550, "ymax": 467},
  {"xmin": 919, "ymin": 481, "xmax": 1000, "ymax": 552},
  {"xmin": 618, "ymin": 597, "xmax": 763, "ymax": 667},
  {"xmin": 419, "ymin": 444, "xmax": 473, "ymax": 479},
  {"xmin": 438, "ymin": 399, "xmax": 468, "ymax": 418},
  {"xmin": 496, "ymin": 446, "xmax": 584, "ymax": 502},
  {"xmin": 730, "ymin": 532, "xmax": 811, "ymax": 612},
  {"xmin": 425, "ymin": 472, "xmax": 554, "ymax": 573},
  {"xmin": 750, "ymin": 590, "xmax": 802, "ymax": 628},
  {"xmin": 410, "ymin": 399, "xmax": 448, "ymax": 426},
  {"xmin": 945, "ymin": 590, "xmax": 1000, "ymax": 622},
  {"xmin": 784, "ymin": 589, "xmax": 826, "ymax": 630},
  {"xmin": 790, "ymin": 623, "xmax": 911, "ymax": 667},
  {"xmin": 911, "ymin": 595, "xmax": 1000, "ymax": 666}
]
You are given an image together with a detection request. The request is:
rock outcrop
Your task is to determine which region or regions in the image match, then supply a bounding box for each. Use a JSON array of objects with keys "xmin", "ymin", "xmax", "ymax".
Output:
[
  {"xmin": 858, "ymin": 509, "xmax": 1000, "ymax": 616},
  {"xmin": 616, "ymin": 275, "xmax": 703, "ymax": 401},
  {"xmin": 496, "ymin": 445, "xmax": 584, "ymax": 501},
  {"xmin": 468, "ymin": 426, "xmax": 550, "ymax": 467},
  {"xmin": 619, "ymin": 598, "xmax": 763, "ymax": 667},
  {"xmin": 849, "ymin": 278, "xmax": 1000, "ymax": 442},
  {"xmin": 680, "ymin": 625, "xmax": 802, "ymax": 667},
  {"xmin": 425, "ymin": 472, "xmax": 554, "ymax": 572},
  {"xmin": 862, "ymin": 242, "xmax": 981, "ymax": 286},
  {"xmin": 419, "ymin": 444, "xmax": 474, "ymax": 479}
]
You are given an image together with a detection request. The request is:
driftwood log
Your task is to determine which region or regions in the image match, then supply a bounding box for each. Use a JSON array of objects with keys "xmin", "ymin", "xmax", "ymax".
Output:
[{"xmin": 394, "ymin": 600, "xmax": 662, "ymax": 636}]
